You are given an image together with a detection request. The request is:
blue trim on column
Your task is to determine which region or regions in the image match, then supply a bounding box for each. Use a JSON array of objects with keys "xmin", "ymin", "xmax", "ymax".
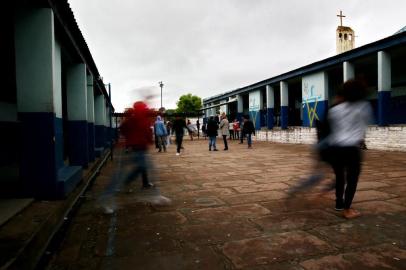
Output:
[
  {"xmin": 68, "ymin": 120, "xmax": 89, "ymax": 167},
  {"xmin": 302, "ymin": 100, "xmax": 328, "ymax": 127},
  {"xmin": 88, "ymin": 123, "xmax": 95, "ymax": 162},
  {"xmin": 18, "ymin": 113, "xmax": 84, "ymax": 199},
  {"xmin": 95, "ymin": 125, "xmax": 106, "ymax": 157},
  {"xmin": 378, "ymin": 91, "xmax": 391, "ymax": 126},
  {"xmin": 260, "ymin": 110, "xmax": 266, "ymax": 127},
  {"xmin": 95, "ymin": 125, "xmax": 106, "ymax": 148},
  {"xmin": 18, "ymin": 112, "xmax": 58, "ymax": 198},
  {"xmin": 57, "ymin": 166, "xmax": 82, "ymax": 198},
  {"xmin": 281, "ymin": 106, "xmax": 289, "ymax": 129},
  {"xmin": 237, "ymin": 112, "xmax": 243, "ymax": 123},
  {"xmin": 54, "ymin": 117, "xmax": 64, "ymax": 170},
  {"xmin": 267, "ymin": 108, "xmax": 274, "ymax": 129},
  {"xmin": 249, "ymin": 111, "xmax": 261, "ymax": 130}
]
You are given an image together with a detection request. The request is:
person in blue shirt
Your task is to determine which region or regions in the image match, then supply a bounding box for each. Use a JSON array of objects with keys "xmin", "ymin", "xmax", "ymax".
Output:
[{"xmin": 154, "ymin": 115, "xmax": 168, "ymax": 152}]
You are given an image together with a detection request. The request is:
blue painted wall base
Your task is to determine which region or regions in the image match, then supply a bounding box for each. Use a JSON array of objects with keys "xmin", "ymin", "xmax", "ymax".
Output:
[
  {"xmin": 95, "ymin": 125, "xmax": 106, "ymax": 148},
  {"xmin": 18, "ymin": 112, "xmax": 59, "ymax": 198},
  {"xmin": 249, "ymin": 111, "xmax": 261, "ymax": 130},
  {"xmin": 57, "ymin": 166, "xmax": 83, "ymax": 198},
  {"xmin": 68, "ymin": 120, "xmax": 89, "ymax": 167},
  {"xmin": 302, "ymin": 100, "xmax": 328, "ymax": 127},
  {"xmin": 378, "ymin": 91, "xmax": 390, "ymax": 126},
  {"xmin": 267, "ymin": 108, "xmax": 274, "ymax": 129},
  {"xmin": 88, "ymin": 123, "xmax": 95, "ymax": 162},
  {"xmin": 281, "ymin": 106, "xmax": 289, "ymax": 129}
]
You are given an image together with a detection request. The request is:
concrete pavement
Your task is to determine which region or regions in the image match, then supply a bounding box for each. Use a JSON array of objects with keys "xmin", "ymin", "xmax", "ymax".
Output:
[{"xmin": 47, "ymin": 138, "xmax": 406, "ymax": 269}]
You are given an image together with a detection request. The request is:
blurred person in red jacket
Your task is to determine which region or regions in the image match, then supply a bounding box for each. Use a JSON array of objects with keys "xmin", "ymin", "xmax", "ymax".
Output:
[
  {"xmin": 120, "ymin": 101, "xmax": 154, "ymax": 188},
  {"xmin": 100, "ymin": 101, "xmax": 155, "ymax": 214}
]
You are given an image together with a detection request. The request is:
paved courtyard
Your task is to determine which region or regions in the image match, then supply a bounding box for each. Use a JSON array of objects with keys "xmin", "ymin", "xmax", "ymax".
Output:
[{"xmin": 47, "ymin": 138, "xmax": 406, "ymax": 269}]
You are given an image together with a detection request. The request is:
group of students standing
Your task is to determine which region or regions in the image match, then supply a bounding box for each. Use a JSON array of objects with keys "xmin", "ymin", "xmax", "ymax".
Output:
[{"xmin": 205, "ymin": 113, "xmax": 255, "ymax": 151}]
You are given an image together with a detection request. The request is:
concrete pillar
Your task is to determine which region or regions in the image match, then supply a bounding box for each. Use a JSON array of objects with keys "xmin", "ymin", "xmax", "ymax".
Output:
[
  {"xmin": 302, "ymin": 72, "xmax": 329, "ymax": 127},
  {"xmin": 343, "ymin": 61, "xmax": 355, "ymax": 82},
  {"xmin": 66, "ymin": 63, "xmax": 89, "ymax": 167},
  {"xmin": 94, "ymin": 93, "xmax": 106, "ymax": 150},
  {"xmin": 378, "ymin": 51, "xmax": 391, "ymax": 126},
  {"xmin": 15, "ymin": 8, "xmax": 82, "ymax": 198},
  {"xmin": 15, "ymin": 8, "xmax": 61, "ymax": 198},
  {"xmin": 87, "ymin": 74, "xmax": 95, "ymax": 162},
  {"xmin": 249, "ymin": 90, "xmax": 261, "ymax": 130},
  {"xmin": 259, "ymin": 90, "xmax": 265, "ymax": 127},
  {"xmin": 237, "ymin": 94, "xmax": 243, "ymax": 122},
  {"xmin": 280, "ymin": 81, "xmax": 289, "ymax": 129},
  {"xmin": 266, "ymin": 85, "xmax": 274, "ymax": 129}
]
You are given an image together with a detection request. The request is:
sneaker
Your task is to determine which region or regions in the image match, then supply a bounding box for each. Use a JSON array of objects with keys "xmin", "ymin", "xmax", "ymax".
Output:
[
  {"xmin": 103, "ymin": 205, "xmax": 115, "ymax": 214},
  {"xmin": 224, "ymin": 148, "xmax": 228, "ymax": 151},
  {"xmin": 176, "ymin": 152, "xmax": 180, "ymax": 156},
  {"xmin": 343, "ymin": 208, "xmax": 361, "ymax": 219},
  {"xmin": 335, "ymin": 200, "xmax": 344, "ymax": 211},
  {"xmin": 143, "ymin": 183, "xmax": 155, "ymax": 189},
  {"xmin": 213, "ymin": 149, "xmax": 218, "ymax": 151}
]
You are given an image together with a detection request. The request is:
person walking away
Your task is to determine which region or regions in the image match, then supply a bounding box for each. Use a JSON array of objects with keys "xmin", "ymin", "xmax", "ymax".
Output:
[
  {"xmin": 242, "ymin": 115, "xmax": 255, "ymax": 148},
  {"xmin": 327, "ymin": 79, "xmax": 372, "ymax": 219},
  {"xmin": 187, "ymin": 119, "xmax": 194, "ymax": 141},
  {"xmin": 196, "ymin": 119, "xmax": 200, "ymax": 139},
  {"xmin": 207, "ymin": 116, "xmax": 219, "ymax": 151},
  {"xmin": 233, "ymin": 119, "xmax": 240, "ymax": 141},
  {"xmin": 154, "ymin": 116, "xmax": 167, "ymax": 152},
  {"xmin": 229, "ymin": 120, "xmax": 234, "ymax": 140},
  {"xmin": 239, "ymin": 119, "xmax": 245, "ymax": 144},
  {"xmin": 202, "ymin": 122, "xmax": 207, "ymax": 139},
  {"xmin": 173, "ymin": 116, "xmax": 187, "ymax": 156},
  {"xmin": 166, "ymin": 120, "xmax": 172, "ymax": 146},
  {"xmin": 219, "ymin": 113, "xmax": 229, "ymax": 150}
]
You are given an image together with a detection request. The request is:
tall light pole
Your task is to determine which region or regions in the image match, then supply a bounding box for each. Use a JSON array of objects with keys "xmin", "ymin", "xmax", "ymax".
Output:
[{"xmin": 159, "ymin": 81, "xmax": 164, "ymax": 109}]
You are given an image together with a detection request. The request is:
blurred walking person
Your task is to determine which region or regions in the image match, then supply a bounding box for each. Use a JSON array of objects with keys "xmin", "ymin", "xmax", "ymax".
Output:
[
  {"xmin": 233, "ymin": 119, "xmax": 240, "ymax": 141},
  {"xmin": 173, "ymin": 116, "xmax": 187, "ymax": 156},
  {"xmin": 242, "ymin": 115, "xmax": 255, "ymax": 148},
  {"xmin": 207, "ymin": 116, "xmax": 218, "ymax": 151},
  {"xmin": 99, "ymin": 101, "xmax": 154, "ymax": 214},
  {"xmin": 327, "ymin": 79, "xmax": 372, "ymax": 219},
  {"xmin": 154, "ymin": 115, "xmax": 167, "ymax": 152},
  {"xmin": 219, "ymin": 113, "xmax": 229, "ymax": 150}
]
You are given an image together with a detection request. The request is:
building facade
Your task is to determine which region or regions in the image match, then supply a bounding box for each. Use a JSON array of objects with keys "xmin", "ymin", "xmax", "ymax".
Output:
[
  {"xmin": 203, "ymin": 30, "xmax": 406, "ymax": 149},
  {"xmin": 0, "ymin": 0, "xmax": 114, "ymax": 199}
]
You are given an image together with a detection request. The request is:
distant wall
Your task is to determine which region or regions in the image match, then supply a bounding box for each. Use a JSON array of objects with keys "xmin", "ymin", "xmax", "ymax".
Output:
[{"xmin": 253, "ymin": 126, "xmax": 406, "ymax": 152}]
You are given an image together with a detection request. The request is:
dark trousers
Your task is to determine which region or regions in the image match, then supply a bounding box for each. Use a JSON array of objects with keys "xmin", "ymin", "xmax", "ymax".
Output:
[
  {"xmin": 240, "ymin": 131, "xmax": 245, "ymax": 143},
  {"xmin": 330, "ymin": 146, "xmax": 361, "ymax": 209},
  {"xmin": 229, "ymin": 130, "xmax": 234, "ymax": 140},
  {"xmin": 124, "ymin": 149, "xmax": 149, "ymax": 186},
  {"xmin": 176, "ymin": 133, "xmax": 183, "ymax": 153},
  {"xmin": 222, "ymin": 135, "xmax": 228, "ymax": 149}
]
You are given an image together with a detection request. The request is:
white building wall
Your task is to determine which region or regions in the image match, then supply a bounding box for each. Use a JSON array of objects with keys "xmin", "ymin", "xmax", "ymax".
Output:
[{"xmin": 251, "ymin": 126, "xmax": 406, "ymax": 152}]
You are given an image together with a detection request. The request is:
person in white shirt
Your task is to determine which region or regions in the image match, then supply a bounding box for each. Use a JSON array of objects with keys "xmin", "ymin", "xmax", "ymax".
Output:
[{"xmin": 327, "ymin": 79, "xmax": 372, "ymax": 219}]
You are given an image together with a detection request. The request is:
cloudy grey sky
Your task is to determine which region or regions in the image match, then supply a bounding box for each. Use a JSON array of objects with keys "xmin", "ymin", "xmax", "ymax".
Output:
[{"xmin": 68, "ymin": 0, "xmax": 406, "ymax": 112}]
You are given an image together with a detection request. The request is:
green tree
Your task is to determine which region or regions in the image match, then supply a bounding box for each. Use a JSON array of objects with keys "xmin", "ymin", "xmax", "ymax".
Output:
[{"xmin": 175, "ymin": 93, "xmax": 202, "ymax": 113}]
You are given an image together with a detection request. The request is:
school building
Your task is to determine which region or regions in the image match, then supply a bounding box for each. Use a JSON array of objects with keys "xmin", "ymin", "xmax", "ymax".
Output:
[
  {"xmin": 203, "ymin": 26, "xmax": 406, "ymax": 151},
  {"xmin": 0, "ymin": 0, "xmax": 114, "ymax": 199}
]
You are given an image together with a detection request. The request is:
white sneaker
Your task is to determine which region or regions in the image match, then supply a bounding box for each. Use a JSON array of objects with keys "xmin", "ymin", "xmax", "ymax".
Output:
[
  {"xmin": 103, "ymin": 206, "xmax": 115, "ymax": 214},
  {"xmin": 176, "ymin": 153, "xmax": 180, "ymax": 156}
]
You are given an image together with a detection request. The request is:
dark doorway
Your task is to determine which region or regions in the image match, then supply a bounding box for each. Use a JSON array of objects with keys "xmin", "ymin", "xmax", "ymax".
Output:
[{"xmin": 287, "ymin": 79, "xmax": 302, "ymax": 126}]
